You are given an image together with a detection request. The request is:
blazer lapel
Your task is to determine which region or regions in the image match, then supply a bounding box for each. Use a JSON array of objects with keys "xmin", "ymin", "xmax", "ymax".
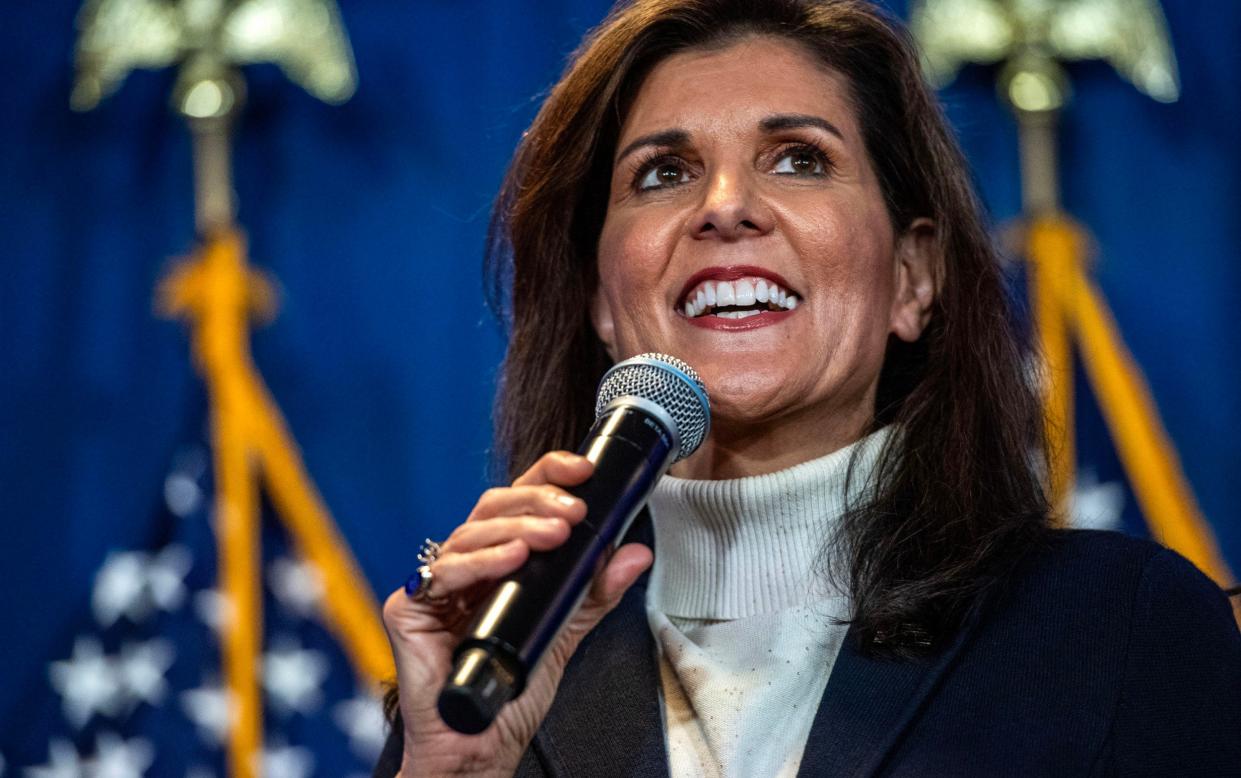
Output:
[
  {"xmin": 529, "ymin": 513, "xmax": 668, "ymax": 778},
  {"xmin": 528, "ymin": 579, "xmax": 669, "ymax": 778},
  {"xmin": 796, "ymin": 613, "xmax": 979, "ymax": 778}
]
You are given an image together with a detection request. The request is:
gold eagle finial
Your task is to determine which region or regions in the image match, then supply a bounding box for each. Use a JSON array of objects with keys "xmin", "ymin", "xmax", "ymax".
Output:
[
  {"xmin": 71, "ymin": 0, "xmax": 357, "ymax": 113},
  {"xmin": 910, "ymin": 0, "xmax": 1179, "ymax": 111}
]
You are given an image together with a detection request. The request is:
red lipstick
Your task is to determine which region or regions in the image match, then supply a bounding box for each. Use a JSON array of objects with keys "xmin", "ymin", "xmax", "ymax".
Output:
[{"xmin": 684, "ymin": 308, "xmax": 795, "ymax": 331}]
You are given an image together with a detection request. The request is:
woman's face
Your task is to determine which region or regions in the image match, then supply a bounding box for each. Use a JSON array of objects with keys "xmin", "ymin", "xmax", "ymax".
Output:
[{"xmin": 593, "ymin": 36, "xmax": 935, "ymax": 477}]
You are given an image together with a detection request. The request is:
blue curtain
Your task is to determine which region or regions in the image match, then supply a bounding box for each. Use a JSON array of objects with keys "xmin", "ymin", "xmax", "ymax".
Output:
[{"xmin": 1, "ymin": 0, "xmax": 1236, "ymax": 772}]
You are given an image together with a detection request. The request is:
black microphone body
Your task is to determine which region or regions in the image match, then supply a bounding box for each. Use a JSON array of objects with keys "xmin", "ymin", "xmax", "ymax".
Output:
[{"xmin": 437, "ymin": 402, "xmax": 676, "ymax": 734}]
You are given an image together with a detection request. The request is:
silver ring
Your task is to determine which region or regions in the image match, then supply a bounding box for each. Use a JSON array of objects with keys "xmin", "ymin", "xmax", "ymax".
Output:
[
  {"xmin": 404, "ymin": 565, "xmax": 437, "ymax": 601},
  {"xmin": 417, "ymin": 538, "xmax": 442, "ymax": 565},
  {"xmin": 405, "ymin": 539, "xmax": 449, "ymax": 604}
]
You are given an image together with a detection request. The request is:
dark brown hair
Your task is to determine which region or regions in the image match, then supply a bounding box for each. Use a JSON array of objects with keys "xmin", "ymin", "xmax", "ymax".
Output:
[{"xmin": 487, "ymin": 0, "xmax": 1049, "ymax": 653}]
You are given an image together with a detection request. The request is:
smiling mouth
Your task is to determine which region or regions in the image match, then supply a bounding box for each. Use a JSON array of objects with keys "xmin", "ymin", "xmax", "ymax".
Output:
[{"xmin": 679, "ymin": 276, "xmax": 800, "ymax": 319}]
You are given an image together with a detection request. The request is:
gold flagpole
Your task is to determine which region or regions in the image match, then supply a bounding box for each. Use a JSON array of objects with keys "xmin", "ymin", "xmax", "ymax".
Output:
[
  {"xmin": 71, "ymin": 2, "xmax": 393, "ymax": 773},
  {"xmin": 910, "ymin": 0, "xmax": 1234, "ymax": 594}
]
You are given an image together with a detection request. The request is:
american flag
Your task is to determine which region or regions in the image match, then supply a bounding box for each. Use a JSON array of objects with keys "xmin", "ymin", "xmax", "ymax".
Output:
[{"xmin": 5, "ymin": 433, "xmax": 388, "ymax": 777}]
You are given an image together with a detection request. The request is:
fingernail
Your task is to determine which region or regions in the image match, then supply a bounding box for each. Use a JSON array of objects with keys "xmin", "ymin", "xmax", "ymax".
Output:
[{"xmin": 556, "ymin": 494, "xmax": 580, "ymax": 508}]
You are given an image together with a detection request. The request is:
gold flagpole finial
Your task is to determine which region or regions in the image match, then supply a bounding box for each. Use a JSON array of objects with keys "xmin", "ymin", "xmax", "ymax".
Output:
[
  {"xmin": 68, "ymin": 3, "xmax": 397, "ymax": 774},
  {"xmin": 911, "ymin": 0, "xmax": 1179, "ymax": 214},
  {"xmin": 909, "ymin": 2, "xmax": 1235, "ymax": 601},
  {"xmin": 71, "ymin": 0, "xmax": 357, "ymax": 234},
  {"xmin": 910, "ymin": 0, "xmax": 1180, "ymax": 105},
  {"xmin": 71, "ymin": 0, "xmax": 356, "ymax": 111}
]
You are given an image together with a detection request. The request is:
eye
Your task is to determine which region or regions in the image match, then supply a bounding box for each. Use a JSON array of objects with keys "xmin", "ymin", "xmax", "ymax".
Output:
[
  {"xmin": 635, "ymin": 158, "xmax": 690, "ymax": 191},
  {"xmin": 772, "ymin": 145, "xmax": 830, "ymax": 176}
]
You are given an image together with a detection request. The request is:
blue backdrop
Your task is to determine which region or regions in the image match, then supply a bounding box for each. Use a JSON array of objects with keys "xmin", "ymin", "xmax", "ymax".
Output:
[{"xmin": 1, "ymin": 1, "xmax": 1237, "ymax": 774}]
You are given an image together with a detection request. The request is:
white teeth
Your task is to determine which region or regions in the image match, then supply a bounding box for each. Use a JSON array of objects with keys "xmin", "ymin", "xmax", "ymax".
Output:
[
  {"xmin": 734, "ymin": 279, "xmax": 755, "ymax": 306},
  {"xmin": 681, "ymin": 275, "xmax": 801, "ymax": 318}
]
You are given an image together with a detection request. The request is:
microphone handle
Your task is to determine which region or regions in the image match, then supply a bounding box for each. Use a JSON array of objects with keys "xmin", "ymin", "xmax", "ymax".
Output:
[{"xmin": 436, "ymin": 404, "xmax": 675, "ymax": 734}]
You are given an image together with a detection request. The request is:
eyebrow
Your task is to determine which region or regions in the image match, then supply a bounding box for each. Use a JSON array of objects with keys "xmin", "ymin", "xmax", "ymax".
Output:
[
  {"xmin": 760, "ymin": 113, "xmax": 845, "ymax": 140},
  {"xmin": 615, "ymin": 129, "xmax": 690, "ymax": 165},
  {"xmin": 614, "ymin": 114, "xmax": 845, "ymax": 165}
]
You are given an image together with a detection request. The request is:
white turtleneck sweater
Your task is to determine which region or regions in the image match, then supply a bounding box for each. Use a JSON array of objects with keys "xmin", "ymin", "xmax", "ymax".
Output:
[{"xmin": 644, "ymin": 428, "xmax": 889, "ymax": 778}]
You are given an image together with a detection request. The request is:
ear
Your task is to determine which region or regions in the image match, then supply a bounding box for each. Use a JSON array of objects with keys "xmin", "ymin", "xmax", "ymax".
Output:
[
  {"xmin": 889, "ymin": 217, "xmax": 939, "ymax": 343},
  {"xmin": 590, "ymin": 287, "xmax": 619, "ymax": 360}
]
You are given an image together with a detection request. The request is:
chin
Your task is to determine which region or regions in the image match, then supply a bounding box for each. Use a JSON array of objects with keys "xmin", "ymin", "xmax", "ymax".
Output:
[{"xmin": 693, "ymin": 369, "xmax": 794, "ymax": 424}]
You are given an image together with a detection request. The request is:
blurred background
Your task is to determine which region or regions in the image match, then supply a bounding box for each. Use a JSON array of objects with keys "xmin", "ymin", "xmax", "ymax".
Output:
[{"xmin": 1, "ymin": 0, "xmax": 1237, "ymax": 775}]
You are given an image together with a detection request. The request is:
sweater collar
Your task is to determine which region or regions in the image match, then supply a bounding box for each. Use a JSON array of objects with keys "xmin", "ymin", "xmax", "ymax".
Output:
[{"xmin": 647, "ymin": 427, "xmax": 891, "ymax": 620}]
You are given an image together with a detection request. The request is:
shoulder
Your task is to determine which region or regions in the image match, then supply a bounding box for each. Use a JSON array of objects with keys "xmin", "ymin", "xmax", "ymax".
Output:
[
  {"xmin": 986, "ymin": 528, "xmax": 1238, "ymax": 643},
  {"xmin": 1026, "ymin": 526, "xmax": 1170, "ymax": 571},
  {"xmin": 978, "ymin": 529, "xmax": 1241, "ymax": 773},
  {"xmin": 1011, "ymin": 527, "xmax": 1237, "ymax": 642},
  {"xmin": 910, "ymin": 529, "xmax": 1240, "ymax": 773},
  {"xmin": 1005, "ymin": 528, "xmax": 1228, "ymax": 608}
]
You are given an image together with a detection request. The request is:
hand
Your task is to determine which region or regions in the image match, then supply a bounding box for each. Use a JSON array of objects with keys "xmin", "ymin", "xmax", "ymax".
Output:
[{"xmin": 381, "ymin": 451, "xmax": 654, "ymax": 777}]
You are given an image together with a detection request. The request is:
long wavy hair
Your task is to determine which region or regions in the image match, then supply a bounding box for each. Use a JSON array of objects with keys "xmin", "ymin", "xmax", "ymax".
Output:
[{"xmin": 487, "ymin": 0, "xmax": 1050, "ymax": 654}]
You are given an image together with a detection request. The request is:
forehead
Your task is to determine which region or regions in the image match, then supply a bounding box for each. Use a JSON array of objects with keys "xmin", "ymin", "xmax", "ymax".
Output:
[{"xmin": 619, "ymin": 36, "xmax": 859, "ymax": 144}]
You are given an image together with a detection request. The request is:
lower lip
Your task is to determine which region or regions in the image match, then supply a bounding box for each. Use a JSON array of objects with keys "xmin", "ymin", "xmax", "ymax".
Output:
[{"xmin": 681, "ymin": 309, "xmax": 796, "ymax": 330}]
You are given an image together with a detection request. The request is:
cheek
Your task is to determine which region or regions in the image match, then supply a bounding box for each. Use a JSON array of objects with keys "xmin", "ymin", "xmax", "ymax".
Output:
[
  {"xmin": 596, "ymin": 213, "xmax": 675, "ymax": 312},
  {"xmin": 797, "ymin": 210, "xmax": 898, "ymax": 353},
  {"xmin": 799, "ymin": 210, "xmax": 895, "ymax": 296}
]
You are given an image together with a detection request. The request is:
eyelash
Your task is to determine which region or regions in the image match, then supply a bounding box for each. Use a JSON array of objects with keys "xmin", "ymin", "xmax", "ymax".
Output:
[
  {"xmin": 630, "ymin": 152, "xmax": 689, "ymax": 192},
  {"xmin": 771, "ymin": 141, "xmax": 835, "ymax": 177},
  {"xmin": 629, "ymin": 141, "xmax": 836, "ymax": 192}
]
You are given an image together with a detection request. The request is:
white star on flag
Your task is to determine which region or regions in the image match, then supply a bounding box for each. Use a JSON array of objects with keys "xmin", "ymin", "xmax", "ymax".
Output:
[
  {"xmin": 146, "ymin": 545, "xmax": 192, "ymax": 612},
  {"xmin": 258, "ymin": 743, "xmax": 315, "ymax": 778},
  {"xmin": 193, "ymin": 588, "xmax": 233, "ymax": 633},
  {"xmin": 268, "ymin": 556, "xmax": 325, "ymax": 618},
  {"xmin": 92, "ymin": 545, "xmax": 192, "ymax": 627},
  {"xmin": 163, "ymin": 447, "xmax": 207, "ymax": 517},
  {"xmin": 116, "ymin": 639, "xmax": 175, "ymax": 710},
  {"xmin": 263, "ymin": 640, "xmax": 329, "ymax": 715},
  {"xmin": 181, "ymin": 682, "xmax": 236, "ymax": 746},
  {"xmin": 93, "ymin": 552, "xmax": 150, "ymax": 627},
  {"xmin": 87, "ymin": 732, "xmax": 154, "ymax": 778},
  {"xmin": 1071, "ymin": 470, "xmax": 1126, "ymax": 530},
  {"xmin": 25, "ymin": 739, "xmax": 85, "ymax": 778},
  {"xmin": 333, "ymin": 691, "xmax": 387, "ymax": 761},
  {"xmin": 49, "ymin": 637, "xmax": 123, "ymax": 729}
]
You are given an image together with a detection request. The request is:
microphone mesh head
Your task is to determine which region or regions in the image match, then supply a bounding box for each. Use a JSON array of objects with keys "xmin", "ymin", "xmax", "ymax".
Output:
[{"xmin": 595, "ymin": 353, "xmax": 711, "ymax": 460}]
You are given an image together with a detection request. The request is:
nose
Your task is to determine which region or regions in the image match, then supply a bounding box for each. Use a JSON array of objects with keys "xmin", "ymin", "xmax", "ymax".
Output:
[{"xmin": 689, "ymin": 168, "xmax": 774, "ymax": 241}]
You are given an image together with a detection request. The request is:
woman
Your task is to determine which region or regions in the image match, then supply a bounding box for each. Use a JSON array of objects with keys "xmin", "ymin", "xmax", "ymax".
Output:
[{"xmin": 377, "ymin": 1, "xmax": 1241, "ymax": 775}]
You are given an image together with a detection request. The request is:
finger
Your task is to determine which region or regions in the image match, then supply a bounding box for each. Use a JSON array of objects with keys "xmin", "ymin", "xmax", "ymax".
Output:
[
  {"xmin": 512, "ymin": 451, "xmax": 593, "ymax": 488},
  {"xmin": 465, "ymin": 485, "xmax": 586, "ymax": 524},
  {"xmin": 428, "ymin": 539, "xmax": 530, "ymax": 596},
  {"xmin": 446, "ymin": 516, "xmax": 571, "ymax": 553}
]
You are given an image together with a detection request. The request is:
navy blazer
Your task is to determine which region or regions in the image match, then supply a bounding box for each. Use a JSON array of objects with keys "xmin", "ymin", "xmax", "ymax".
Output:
[{"xmin": 375, "ymin": 529, "xmax": 1241, "ymax": 777}]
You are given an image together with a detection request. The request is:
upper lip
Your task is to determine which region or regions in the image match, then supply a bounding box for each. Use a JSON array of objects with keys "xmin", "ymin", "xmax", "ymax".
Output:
[{"xmin": 675, "ymin": 265, "xmax": 799, "ymax": 307}]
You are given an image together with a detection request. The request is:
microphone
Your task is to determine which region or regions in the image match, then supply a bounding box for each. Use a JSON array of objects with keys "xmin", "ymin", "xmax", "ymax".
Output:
[{"xmin": 437, "ymin": 352, "xmax": 711, "ymax": 734}]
